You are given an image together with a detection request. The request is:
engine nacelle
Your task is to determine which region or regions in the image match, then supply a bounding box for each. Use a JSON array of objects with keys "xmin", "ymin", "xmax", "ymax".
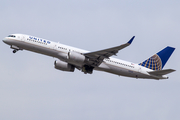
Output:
[
  {"xmin": 54, "ymin": 60, "xmax": 75, "ymax": 72},
  {"xmin": 57, "ymin": 52, "xmax": 68, "ymax": 61},
  {"xmin": 68, "ymin": 51, "xmax": 86, "ymax": 65}
]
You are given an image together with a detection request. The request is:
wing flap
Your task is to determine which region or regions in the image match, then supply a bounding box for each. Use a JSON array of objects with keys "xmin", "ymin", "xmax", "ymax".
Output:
[{"xmin": 148, "ymin": 69, "xmax": 176, "ymax": 75}]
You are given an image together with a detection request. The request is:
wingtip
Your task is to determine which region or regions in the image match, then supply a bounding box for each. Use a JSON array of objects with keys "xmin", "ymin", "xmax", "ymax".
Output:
[{"xmin": 127, "ymin": 36, "xmax": 135, "ymax": 44}]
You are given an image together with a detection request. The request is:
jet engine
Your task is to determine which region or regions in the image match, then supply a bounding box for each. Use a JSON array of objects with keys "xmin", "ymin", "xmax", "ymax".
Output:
[
  {"xmin": 54, "ymin": 60, "xmax": 75, "ymax": 72},
  {"xmin": 68, "ymin": 51, "xmax": 87, "ymax": 65}
]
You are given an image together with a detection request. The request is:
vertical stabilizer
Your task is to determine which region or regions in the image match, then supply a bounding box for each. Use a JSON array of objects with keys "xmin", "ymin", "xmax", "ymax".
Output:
[{"xmin": 139, "ymin": 46, "xmax": 175, "ymax": 70}]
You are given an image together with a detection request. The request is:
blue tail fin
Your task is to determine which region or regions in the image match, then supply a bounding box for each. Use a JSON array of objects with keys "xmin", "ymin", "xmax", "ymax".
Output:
[{"xmin": 139, "ymin": 46, "xmax": 175, "ymax": 70}]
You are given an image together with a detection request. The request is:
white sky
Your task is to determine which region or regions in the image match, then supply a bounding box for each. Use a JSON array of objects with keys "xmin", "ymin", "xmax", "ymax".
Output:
[{"xmin": 0, "ymin": 0, "xmax": 180, "ymax": 120}]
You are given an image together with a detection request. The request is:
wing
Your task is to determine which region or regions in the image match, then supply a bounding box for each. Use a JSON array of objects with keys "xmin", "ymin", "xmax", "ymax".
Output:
[{"xmin": 84, "ymin": 36, "xmax": 135, "ymax": 66}]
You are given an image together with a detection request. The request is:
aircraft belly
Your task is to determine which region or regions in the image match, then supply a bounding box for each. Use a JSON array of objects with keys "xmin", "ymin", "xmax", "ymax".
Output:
[
  {"xmin": 97, "ymin": 63, "xmax": 132, "ymax": 77},
  {"xmin": 109, "ymin": 66, "xmax": 136, "ymax": 77},
  {"xmin": 97, "ymin": 62, "xmax": 152, "ymax": 79},
  {"xmin": 12, "ymin": 40, "xmax": 59, "ymax": 58}
]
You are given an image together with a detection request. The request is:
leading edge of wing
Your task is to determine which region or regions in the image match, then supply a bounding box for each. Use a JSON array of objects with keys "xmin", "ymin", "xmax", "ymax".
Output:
[{"xmin": 84, "ymin": 36, "xmax": 135, "ymax": 59}]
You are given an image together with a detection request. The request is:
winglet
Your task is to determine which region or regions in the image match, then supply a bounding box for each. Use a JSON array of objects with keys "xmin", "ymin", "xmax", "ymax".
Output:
[{"xmin": 128, "ymin": 36, "xmax": 135, "ymax": 44}]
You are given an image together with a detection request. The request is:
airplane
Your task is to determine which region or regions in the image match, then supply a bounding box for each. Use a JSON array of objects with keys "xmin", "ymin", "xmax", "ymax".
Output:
[{"xmin": 2, "ymin": 34, "xmax": 176, "ymax": 80}]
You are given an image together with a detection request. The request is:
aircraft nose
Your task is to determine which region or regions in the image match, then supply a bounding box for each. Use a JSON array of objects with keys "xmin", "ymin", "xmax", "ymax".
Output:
[
  {"xmin": 2, "ymin": 39, "xmax": 6, "ymax": 43},
  {"xmin": 2, "ymin": 37, "xmax": 10, "ymax": 44},
  {"xmin": 2, "ymin": 38, "xmax": 7, "ymax": 43}
]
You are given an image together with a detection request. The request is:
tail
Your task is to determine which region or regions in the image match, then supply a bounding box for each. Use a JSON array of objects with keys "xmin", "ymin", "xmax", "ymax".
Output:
[{"xmin": 139, "ymin": 46, "xmax": 175, "ymax": 70}]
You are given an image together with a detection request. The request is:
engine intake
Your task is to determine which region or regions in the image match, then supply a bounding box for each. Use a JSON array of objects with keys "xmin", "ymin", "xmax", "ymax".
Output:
[{"xmin": 54, "ymin": 60, "xmax": 75, "ymax": 72}]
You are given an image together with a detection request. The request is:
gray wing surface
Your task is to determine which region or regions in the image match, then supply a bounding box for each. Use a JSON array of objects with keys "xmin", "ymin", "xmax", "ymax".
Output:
[{"xmin": 84, "ymin": 36, "xmax": 135, "ymax": 66}]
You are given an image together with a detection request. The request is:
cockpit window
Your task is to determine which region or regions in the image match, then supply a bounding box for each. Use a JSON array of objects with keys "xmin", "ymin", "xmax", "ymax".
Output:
[{"xmin": 8, "ymin": 35, "xmax": 16, "ymax": 37}]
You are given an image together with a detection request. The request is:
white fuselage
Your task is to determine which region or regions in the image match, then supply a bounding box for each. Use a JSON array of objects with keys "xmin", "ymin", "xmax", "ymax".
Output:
[{"xmin": 2, "ymin": 34, "xmax": 168, "ymax": 79}]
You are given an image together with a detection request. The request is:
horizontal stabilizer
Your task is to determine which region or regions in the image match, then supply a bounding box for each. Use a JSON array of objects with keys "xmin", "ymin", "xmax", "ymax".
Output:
[{"xmin": 148, "ymin": 69, "xmax": 176, "ymax": 75}]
